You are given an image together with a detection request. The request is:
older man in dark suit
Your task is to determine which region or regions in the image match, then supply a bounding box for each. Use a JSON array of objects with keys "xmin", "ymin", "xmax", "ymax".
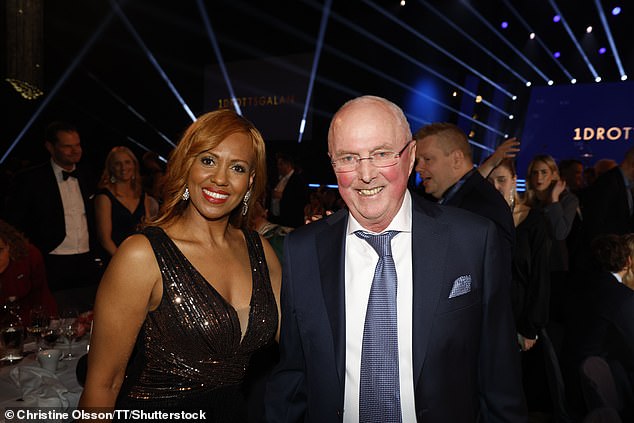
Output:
[
  {"xmin": 5, "ymin": 121, "xmax": 101, "ymax": 310},
  {"xmin": 265, "ymin": 96, "xmax": 526, "ymax": 422}
]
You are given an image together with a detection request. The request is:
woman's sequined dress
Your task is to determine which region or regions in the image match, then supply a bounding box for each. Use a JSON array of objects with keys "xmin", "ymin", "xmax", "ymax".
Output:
[{"xmin": 115, "ymin": 226, "xmax": 278, "ymax": 421}]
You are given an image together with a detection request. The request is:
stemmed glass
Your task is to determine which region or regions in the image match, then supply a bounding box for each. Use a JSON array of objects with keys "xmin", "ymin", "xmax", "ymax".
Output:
[
  {"xmin": 39, "ymin": 323, "xmax": 61, "ymax": 350},
  {"xmin": 59, "ymin": 309, "xmax": 79, "ymax": 360},
  {"xmin": 26, "ymin": 306, "xmax": 50, "ymax": 350}
]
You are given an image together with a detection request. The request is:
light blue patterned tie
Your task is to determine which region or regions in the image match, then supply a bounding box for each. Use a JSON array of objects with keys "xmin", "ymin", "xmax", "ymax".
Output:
[{"xmin": 355, "ymin": 230, "xmax": 402, "ymax": 423}]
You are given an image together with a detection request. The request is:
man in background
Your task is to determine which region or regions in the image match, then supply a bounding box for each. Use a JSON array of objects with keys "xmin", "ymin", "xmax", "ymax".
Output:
[
  {"xmin": 414, "ymin": 123, "xmax": 514, "ymax": 251},
  {"xmin": 269, "ymin": 152, "xmax": 308, "ymax": 228},
  {"xmin": 5, "ymin": 121, "xmax": 102, "ymax": 311}
]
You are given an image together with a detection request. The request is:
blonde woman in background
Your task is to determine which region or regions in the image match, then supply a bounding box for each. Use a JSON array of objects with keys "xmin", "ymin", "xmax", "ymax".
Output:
[
  {"xmin": 94, "ymin": 146, "xmax": 159, "ymax": 257},
  {"xmin": 488, "ymin": 158, "xmax": 552, "ymax": 351},
  {"xmin": 525, "ymin": 154, "xmax": 579, "ymax": 321}
]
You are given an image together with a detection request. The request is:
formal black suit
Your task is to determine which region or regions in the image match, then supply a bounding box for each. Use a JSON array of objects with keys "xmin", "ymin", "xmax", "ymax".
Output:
[
  {"xmin": 5, "ymin": 161, "xmax": 101, "ymax": 301},
  {"xmin": 572, "ymin": 167, "xmax": 634, "ymax": 275},
  {"xmin": 273, "ymin": 171, "xmax": 308, "ymax": 228},
  {"xmin": 265, "ymin": 193, "xmax": 526, "ymax": 422},
  {"xmin": 583, "ymin": 166, "xmax": 634, "ymax": 240},
  {"xmin": 6, "ymin": 161, "xmax": 96, "ymax": 254},
  {"xmin": 442, "ymin": 169, "xmax": 515, "ymax": 251},
  {"xmin": 563, "ymin": 271, "xmax": 634, "ymax": 418}
]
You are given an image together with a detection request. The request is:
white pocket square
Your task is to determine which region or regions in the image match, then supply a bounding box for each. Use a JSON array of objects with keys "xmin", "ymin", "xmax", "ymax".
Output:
[{"xmin": 448, "ymin": 275, "xmax": 471, "ymax": 298}]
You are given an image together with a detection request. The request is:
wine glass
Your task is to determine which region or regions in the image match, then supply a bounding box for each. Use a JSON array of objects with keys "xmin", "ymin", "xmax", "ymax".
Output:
[
  {"xmin": 59, "ymin": 309, "xmax": 78, "ymax": 360},
  {"xmin": 39, "ymin": 324, "xmax": 61, "ymax": 349},
  {"xmin": 27, "ymin": 306, "xmax": 50, "ymax": 350}
]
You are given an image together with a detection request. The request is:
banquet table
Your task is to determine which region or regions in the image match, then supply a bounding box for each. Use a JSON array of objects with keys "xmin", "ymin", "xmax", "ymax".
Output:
[{"xmin": 0, "ymin": 338, "xmax": 88, "ymax": 423}]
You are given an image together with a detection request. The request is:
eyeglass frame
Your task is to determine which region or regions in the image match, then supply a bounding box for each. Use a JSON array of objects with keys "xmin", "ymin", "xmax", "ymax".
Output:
[{"xmin": 330, "ymin": 139, "xmax": 415, "ymax": 173}]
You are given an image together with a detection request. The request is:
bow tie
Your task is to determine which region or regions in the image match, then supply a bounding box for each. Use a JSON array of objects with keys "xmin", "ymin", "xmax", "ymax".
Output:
[{"xmin": 62, "ymin": 170, "xmax": 79, "ymax": 181}]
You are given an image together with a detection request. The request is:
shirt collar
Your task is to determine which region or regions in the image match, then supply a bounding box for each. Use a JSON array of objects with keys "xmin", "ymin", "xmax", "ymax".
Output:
[
  {"xmin": 439, "ymin": 167, "xmax": 476, "ymax": 204},
  {"xmin": 346, "ymin": 190, "xmax": 412, "ymax": 235},
  {"xmin": 611, "ymin": 272, "xmax": 624, "ymax": 284},
  {"xmin": 50, "ymin": 159, "xmax": 76, "ymax": 181}
]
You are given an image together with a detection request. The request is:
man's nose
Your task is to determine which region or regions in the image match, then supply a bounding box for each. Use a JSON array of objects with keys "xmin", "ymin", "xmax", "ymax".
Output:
[{"xmin": 357, "ymin": 159, "xmax": 377, "ymax": 182}]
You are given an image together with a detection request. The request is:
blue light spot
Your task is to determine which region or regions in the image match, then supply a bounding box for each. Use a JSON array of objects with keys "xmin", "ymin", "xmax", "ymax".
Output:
[
  {"xmin": 405, "ymin": 78, "xmax": 447, "ymax": 125},
  {"xmin": 612, "ymin": 7, "xmax": 621, "ymax": 16},
  {"xmin": 599, "ymin": 47, "xmax": 607, "ymax": 54},
  {"xmin": 553, "ymin": 15, "xmax": 561, "ymax": 23},
  {"xmin": 501, "ymin": 21, "xmax": 509, "ymax": 29},
  {"xmin": 554, "ymin": 51, "xmax": 561, "ymax": 58}
]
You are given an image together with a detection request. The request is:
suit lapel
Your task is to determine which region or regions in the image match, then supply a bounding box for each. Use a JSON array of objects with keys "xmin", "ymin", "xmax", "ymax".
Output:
[
  {"xmin": 411, "ymin": 199, "xmax": 450, "ymax": 387},
  {"xmin": 46, "ymin": 163, "xmax": 65, "ymax": 223},
  {"xmin": 317, "ymin": 210, "xmax": 348, "ymax": 386}
]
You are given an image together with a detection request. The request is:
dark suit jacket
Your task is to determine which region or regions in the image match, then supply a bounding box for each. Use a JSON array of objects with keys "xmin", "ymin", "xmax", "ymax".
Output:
[
  {"xmin": 583, "ymin": 166, "xmax": 634, "ymax": 240},
  {"xmin": 566, "ymin": 271, "xmax": 634, "ymax": 374},
  {"xmin": 5, "ymin": 161, "xmax": 97, "ymax": 255},
  {"xmin": 275, "ymin": 171, "xmax": 308, "ymax": 228},
  {"xmin": 265, "ymin": 193, "xmax": 526, "ymax": 422},
  {"xmin": 443, "ymin": 170, "xmax": 515, "ymax": 251}
]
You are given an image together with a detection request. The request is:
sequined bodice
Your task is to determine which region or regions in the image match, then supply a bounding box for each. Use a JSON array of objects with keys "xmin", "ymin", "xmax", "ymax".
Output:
[{"xmin": 121, "ymin": 226, "xmax": 278, "ymax": 401}]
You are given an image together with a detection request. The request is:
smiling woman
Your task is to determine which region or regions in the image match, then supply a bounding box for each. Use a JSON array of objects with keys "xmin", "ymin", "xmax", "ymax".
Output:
[
  {"xmin": 94, "ymin": 146, "xmax": 159, "ymax": 257},
  {"xmin": 78, "ymin": 109, "xmax": 282, "ymax": 422}
]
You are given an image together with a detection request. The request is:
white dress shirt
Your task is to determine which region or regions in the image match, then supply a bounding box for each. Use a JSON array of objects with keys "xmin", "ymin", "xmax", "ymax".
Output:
[
  {"xmin": 344, "ymin": 191, "xmax": 415, "ymax": 422},
  {"xmin": 49, "ymin": 159, "xmax": 90, "ymax": 255}
]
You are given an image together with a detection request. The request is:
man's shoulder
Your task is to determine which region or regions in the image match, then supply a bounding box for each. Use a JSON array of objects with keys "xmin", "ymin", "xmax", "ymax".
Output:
[
  {"xmin": 412, "ymin": 192, "xmax": 493, "ymax": 228},
  {"xmin": 10, "ymin": 162, "xmax": 53, "ymax": 187},
  {"xmin": 14, "ymin": 162, "xmax": 52, "ymax": 178}
]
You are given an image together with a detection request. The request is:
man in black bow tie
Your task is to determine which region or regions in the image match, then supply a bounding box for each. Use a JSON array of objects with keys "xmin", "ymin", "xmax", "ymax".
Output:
[
  {"xmin": 62, "ymin": 169, "xmax": 79, "ymax": 180},
  {"xmin": 5, "ymin": 121, "xmax": 102, "ymax": 311}
]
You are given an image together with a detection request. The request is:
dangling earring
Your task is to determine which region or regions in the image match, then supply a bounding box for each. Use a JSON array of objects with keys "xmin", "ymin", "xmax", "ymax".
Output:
[
  {"xmin": 242, "ymin": 190, "xmax": 251, "ymax": 216},
  {"xmin": 509, "ymin": 187, "xmax": 516, "ymax": 211},
  {"xmin": 182, "ymin": 186, "xmax": 190, "ymax": 201},
  {"xmin": 110, "ymin": 175, "xmax": 116, "ymax": 184}
]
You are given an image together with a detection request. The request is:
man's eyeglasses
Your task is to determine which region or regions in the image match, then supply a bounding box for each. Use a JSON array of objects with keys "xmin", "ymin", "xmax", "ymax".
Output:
[{"xmin": 330, "ymin": 140, "xmax": 414, "ymax": 173}]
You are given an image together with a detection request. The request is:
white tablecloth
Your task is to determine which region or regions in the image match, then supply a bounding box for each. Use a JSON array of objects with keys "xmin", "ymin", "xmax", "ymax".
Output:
[{"xmin": 0, "ymin": 339, "xmax": 87, "ymax": 422}]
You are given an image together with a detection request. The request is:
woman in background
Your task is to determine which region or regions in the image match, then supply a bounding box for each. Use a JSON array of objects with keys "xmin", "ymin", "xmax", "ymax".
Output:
[
  {"xmin": 487, "ymin": 159, "xmax": 551, "ymax": 351},
  {"xmin": 0, "ymin": 219, "xmax": 57, "ymax": 324},
  {"xmin": 79, "ymin": 109, "xmax": 281, "ymax": 421},
  {"xmin": 94, "ymin": 146, "xmax": 159, "ymax": 257},
  {"xmin": 525, "ymin": 154, "xmax": 579, "ymax": 320}
]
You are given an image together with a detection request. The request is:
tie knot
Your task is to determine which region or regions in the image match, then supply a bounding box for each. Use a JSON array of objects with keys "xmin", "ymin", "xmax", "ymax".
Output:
[
  {"xmin": 355, "ymin": 230, "xmax": 399, "ymax": 257},
  {"xmin": 62, "ymin": 170, "xmax": 78, "ymax": 181}
]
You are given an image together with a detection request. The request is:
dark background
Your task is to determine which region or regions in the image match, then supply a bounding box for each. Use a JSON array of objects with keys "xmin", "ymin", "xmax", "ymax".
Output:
[{"xmin": 2, "ymin": 0, "xmax": 632, "ymax": 185}]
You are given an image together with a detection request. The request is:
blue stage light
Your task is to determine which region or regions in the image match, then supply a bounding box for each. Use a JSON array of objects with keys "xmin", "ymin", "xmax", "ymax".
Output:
[
  {"xmin": 554, "ymin": 51, "xmax": 561, "ymax": 58},
  {"xmin": 612, "ymin": 7, "xmax": 621, "ymax": 16},
  {"xmin": 599, "ymin": 47, "xmax": 607, "ymax": 54},
  {"xmin": 553, "ymin": 15, "xmax": 561, "ymax": 22},
  {"xmin": 501, "ymin": 21, "xmax": 509, "ymax": 29}
]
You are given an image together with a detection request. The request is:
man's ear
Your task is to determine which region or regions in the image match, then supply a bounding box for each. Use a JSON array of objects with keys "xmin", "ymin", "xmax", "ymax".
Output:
[{"xmin": 451, "ymin": 149, "xmax": 464, "ymax": 168}]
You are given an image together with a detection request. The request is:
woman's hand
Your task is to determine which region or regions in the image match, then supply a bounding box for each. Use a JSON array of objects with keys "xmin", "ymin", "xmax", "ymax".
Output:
[
  {"xmin": 518, "ymin": 333, "xmax": 538, "ymax": 351},
  {"xmin": 551, "ymin": 179, "xmax": 566, "ymax": 203},
  {"xmin": 478, "ymin": 138, "xmax": 520, "ymax": 177}
]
